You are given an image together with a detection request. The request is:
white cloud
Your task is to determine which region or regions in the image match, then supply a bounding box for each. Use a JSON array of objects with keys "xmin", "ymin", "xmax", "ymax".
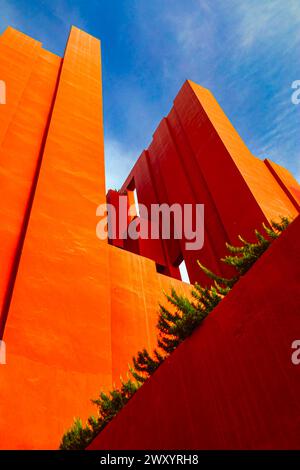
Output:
[
  {"xmin": 104, "ymin": 137, "xmax": 139, "ymax": 191},
  {"xmin": 1, "ymin": 0, "xmax": 299, "ymax": 187},
  {"xmin": 155, "ymin": 1, "xmax": 300, "ymax": 178},
  {"xmin": 235, "ymin": 0, "xmax": 300, "ymax": 50}
]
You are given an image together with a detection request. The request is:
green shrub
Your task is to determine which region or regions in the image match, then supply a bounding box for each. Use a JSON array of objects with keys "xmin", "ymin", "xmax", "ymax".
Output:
[
  {"xmin": 60, "ymin": 217, "xmax": 289, "ymax": 449},
  {"xmin": 130, "ymin": 218, "xmax": 289, "ymax": 381},
  {"xmin": 59, "ymin": 378, "xmax": 141, "ymax": 450},
  {"xmin": 59, "ymin": 418, "xmax": 93, "ymax": 451}
]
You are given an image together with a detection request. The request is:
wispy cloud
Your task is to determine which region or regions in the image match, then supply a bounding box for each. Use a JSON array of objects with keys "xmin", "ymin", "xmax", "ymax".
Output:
[
  {"xmin": 104, "ymin": 137, "xmax": 139, "ymax": 191},
  {"xmin": 235, "ymin": 0, "xmax": 300, "ymax": 50},
  {"xmin": 1, "ymin": 0, "xmax": 299, "ymax": 188},
  {"xmin": 104, "ymin": 0, "xmax": 300, "ymax": 188},
  {"xmin": 137, "ymin": 0, "xmax": 300, "ymax": 181}
]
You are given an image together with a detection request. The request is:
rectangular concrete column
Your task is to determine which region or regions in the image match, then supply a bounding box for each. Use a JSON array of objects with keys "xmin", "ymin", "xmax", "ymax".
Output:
[
  {"xmin": 1, "ymin": 27, "xmax": 112, "ymax": 449},
  {"xmin": 186, "ymin": 80, "xmax": 299, "ymax": 224},
  {"xmin": 0, "ymin": 28, "xmax": 61, "ymax": 334}
]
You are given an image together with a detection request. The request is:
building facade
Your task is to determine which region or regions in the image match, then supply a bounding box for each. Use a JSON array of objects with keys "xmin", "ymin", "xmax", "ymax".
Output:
[{"xmin": 0, "ymin": 26, "xmax": 299, "ymax": 449}]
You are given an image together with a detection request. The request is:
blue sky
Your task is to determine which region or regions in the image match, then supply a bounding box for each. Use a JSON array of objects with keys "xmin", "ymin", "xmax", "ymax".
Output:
[{"xmin": 1, "ymin": 0, "xmax": 299, "ymax": 190}]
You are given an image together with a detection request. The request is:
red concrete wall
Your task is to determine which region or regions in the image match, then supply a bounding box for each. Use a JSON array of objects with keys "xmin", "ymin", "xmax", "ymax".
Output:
[
  {"xmin": 89, "ymin": 215, "xmax": 300, "ymax": 450},
  {"xmin": 112, "ymin": 81, "xmax": 299, "ymax": 285},
  {"xmin": 106, "ymin": 188, "xmax": 181, "ymax": 279},
  {"xmin": 1, "ymin": 26, "xmax": 299, "ymax": 450}
]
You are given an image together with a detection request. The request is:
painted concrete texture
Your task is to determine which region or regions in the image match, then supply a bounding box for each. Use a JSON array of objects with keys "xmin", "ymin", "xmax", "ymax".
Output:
[
  {"xmin": 0, "ymin": 27, "xmax": 189, "ymax": 449},
  {"xmin": 111, "ymin": 81, "xmax": 299, "ymax": 285},
  {"xmin": 0, "ymin": 25, "xmax": 299, "ymax": 449}
]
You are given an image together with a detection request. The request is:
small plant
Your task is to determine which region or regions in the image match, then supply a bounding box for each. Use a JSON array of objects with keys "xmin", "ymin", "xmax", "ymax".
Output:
[
  {"xmin": 60, "ymin": 217, "xmax": 290, "ymax": 449},
  {"xmin": 129, "ymin": 218, "xmax": 290, "ymax": 381},
  {"xmin": 201, "ymin": 217, "xmax": 290, "ymax": 281},
  {"xmin": 60, "ymin": 378, "xmax": 141, "ymax": 450},
  {"xmin": 59, "ymin": 418, "xmax": 93, "ymax": 451}
]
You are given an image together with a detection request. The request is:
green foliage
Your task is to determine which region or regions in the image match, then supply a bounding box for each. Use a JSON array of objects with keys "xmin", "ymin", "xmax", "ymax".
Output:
[
  {"xmin": 129, "ymin": 268, "xmax": 224, "ymax": 383},
  {"xmin": 130, "ymin": 217, "xmax": 290, "ymax": 380},
  {"xmin": 59, "ymin": 418, "xmax": 93, "ymax": 451},
  {"xmin": 60, "ymin": 217, "xmax": 289, "ymax": 449},
  {"xmin": 92, "ymin": 378, "xmax": 140, "ymax": 422},
  {"xmin": 199, "ymin": 217, "xmax": 290, "ymax": 289},
  {"xmin": 131, "ymin": 348, "xmax": 164, "ymax": 383},
  {"xmin": 59, "ymin": 378, "xmax": 141, "ymax": 450},
  {"xmin": 157, "ymin": 284, "xmax": 221, "ymax": 353}
]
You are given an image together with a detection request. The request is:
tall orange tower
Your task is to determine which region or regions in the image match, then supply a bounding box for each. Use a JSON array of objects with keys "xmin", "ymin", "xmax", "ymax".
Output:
[
  {"xmin": 0, "ymin": 26, "xmax": 299, "ymax": 449},
  {"xmin": 0, "ymin": 27, "xmax": 188, "ymax": 449}
]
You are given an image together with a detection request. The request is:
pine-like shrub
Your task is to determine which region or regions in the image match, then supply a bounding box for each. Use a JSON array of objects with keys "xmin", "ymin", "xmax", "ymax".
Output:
[
  {"xmin": 130, "ymin": 218, "xmax": 289, "ymax": 381},
  {"xmin": 60, "ymin": 378, "xmax": 141, "ymax": 450},
  {"xmin": 60, "ymin": 217, "xmax": 289, "ymax": 449}
]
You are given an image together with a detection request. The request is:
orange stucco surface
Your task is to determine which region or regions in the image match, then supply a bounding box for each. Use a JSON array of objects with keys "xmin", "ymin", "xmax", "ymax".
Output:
[
  {"xmin": 0, "ymin": 27, "xmax": 189, "ymax": 449},
  {"xmin": 0, "ymin": 28, "xmax": 61, "ymax": 334}
]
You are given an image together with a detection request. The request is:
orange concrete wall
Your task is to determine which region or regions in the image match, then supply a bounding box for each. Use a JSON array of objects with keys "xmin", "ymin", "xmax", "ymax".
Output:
[
  {"xmin": 0, "ymin": 26, "xmax": 299, "ymax": 450},
  {"xmin": 0, "ymin": 28, "xmax": 61, "ymax": 334},
  {"xmin": 264, "ymin": 158, "xmax": 300, "ymax": 211},
  {"xmin": 0, "ymin": 27, "xmax": 190, "ymax": 449},
  {"xmin": 108, "ymin": 245, "xmax": 190, "ymax": 385}
]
